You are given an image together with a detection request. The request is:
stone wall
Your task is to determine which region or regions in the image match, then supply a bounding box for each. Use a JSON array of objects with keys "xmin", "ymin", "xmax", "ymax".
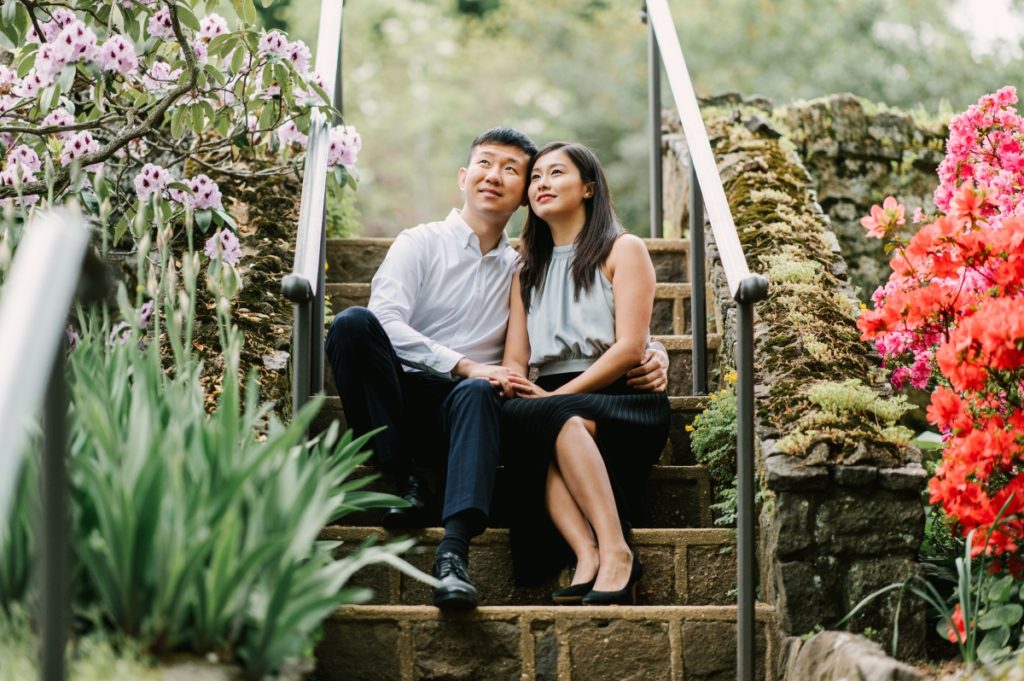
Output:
[
  {"xmin": 662, "ymin": 95, "xmax": 930, "ymax": 667},
  {"xmin": 776, "ymin": 94, "xmax": 948, "ymax": 299}
]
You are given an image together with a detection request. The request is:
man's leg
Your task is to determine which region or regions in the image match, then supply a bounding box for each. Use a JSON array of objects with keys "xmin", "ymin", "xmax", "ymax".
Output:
[
  {"xmin": 431, "ymin": 378, "xmax": 503, "ymax": 610},
  {"xmin": 325, "ymin": 307, "xmax": 429, "ymax": 527}
]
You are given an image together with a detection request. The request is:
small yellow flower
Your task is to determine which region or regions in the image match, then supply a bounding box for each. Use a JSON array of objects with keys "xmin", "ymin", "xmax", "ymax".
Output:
[
  {"xmin": 324, "ymin": 261, "xmax": 330, "ymax": 272},
  {"xmin": 859, "ymin": 302, "xmax": 868, "ymax": 312},
  {"xmin": 685, "ymin": 424, "xmax": 695, "ymax": 432},
  {"xmin": 136, "ymin": 284, "xmax": 145, "ymax": 292},
  {"xmin": 709, "ymin": 393, "xmax": 717, "ymax": 400},
  {"xmin": 725, "ymin": 370, "xmax": 738, "ymax": 385}
]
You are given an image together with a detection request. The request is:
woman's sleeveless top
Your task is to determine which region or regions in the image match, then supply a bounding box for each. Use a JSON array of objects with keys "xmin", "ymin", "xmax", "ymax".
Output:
[{"xmin": 527, "ymin": 244, "xmax": 616, "ymax": 377}]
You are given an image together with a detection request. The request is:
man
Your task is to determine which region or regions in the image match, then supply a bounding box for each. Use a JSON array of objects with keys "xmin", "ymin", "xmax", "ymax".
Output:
[{"xmin": 325, "ymin": 127, "xmax": 667, "ymax": 611}]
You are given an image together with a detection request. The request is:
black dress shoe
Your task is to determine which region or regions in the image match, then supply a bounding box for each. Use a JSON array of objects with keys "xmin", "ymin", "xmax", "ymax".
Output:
[
  {"xmin": 581, "ymin": 555, "xmax": 643, "ymax": 606},
  {"xmin": 432, "ymin": 552, "xmax": 480, "ymax": 611},
  {"xmin": 552, "ymin": 579, "xmax": 596, "ymax": 605},
  {"xmin": 381, "ymin": 474, "xmax": 431, "ymax": 530}
]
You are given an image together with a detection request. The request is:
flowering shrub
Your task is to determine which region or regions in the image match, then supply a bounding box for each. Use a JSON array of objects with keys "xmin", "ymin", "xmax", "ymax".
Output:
[
  {"xmin": 857, "ymin": 86, "xmax": 1024, "ymax": 562},
  {"xmin": 0, "ymin": 0, "xmax": 360, "ymax": 275}
]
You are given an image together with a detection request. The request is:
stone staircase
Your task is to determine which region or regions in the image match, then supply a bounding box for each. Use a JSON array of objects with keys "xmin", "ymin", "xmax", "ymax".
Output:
[{"xmin": 312, "ymin": 237, "xmax": 778, "ymax": 681}]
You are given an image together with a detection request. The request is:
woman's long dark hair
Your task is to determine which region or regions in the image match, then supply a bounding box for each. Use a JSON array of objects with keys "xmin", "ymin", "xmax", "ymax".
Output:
[{"xmin": 519, "ymin": 142, "xmax": 622, "ymax": 311}]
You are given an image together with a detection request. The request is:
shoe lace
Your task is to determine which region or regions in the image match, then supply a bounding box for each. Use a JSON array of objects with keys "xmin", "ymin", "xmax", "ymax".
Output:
[{"xmin": 436, "ymin": 553, "xmax": 471, "ymax": 582}]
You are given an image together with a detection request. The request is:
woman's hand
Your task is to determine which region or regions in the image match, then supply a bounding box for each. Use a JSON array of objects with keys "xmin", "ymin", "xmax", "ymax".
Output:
[
  {"xmin": 626, "ymin": 343, "xmax": 669, "ymax": 392},
  {"xmin": 507, "ymin": 373, "xmax": 551, "ymax": 399}
]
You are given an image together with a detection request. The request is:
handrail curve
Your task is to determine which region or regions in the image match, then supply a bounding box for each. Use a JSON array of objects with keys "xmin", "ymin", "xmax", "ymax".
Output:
[{"xmin": 0, "ymin": 209, "xmax": 89, "ymax": 521}]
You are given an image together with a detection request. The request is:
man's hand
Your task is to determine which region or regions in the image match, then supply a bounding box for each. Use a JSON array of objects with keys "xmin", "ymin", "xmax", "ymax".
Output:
[
  {"xmin": 626, "ymin": 342, "xmax": 669, "ymax": 392},
  {"xmin": 454, "ymin": 358, "xmax": 519, "ymax": 396},
  {"xmin": 507, "ymin": 373, "xmax": 551, "ymax": 399}
]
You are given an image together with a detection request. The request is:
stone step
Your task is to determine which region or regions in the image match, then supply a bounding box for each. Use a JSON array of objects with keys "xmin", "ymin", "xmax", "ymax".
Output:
[
  {"xmin": 315, "ymin": 603, "xmax": 777, "ymax": 681},
  {"xmin": 326, "ymin": 237, "xmax": 691, "ymax": 285},
  {"xmin": 313, "ymin": 395, "xmax": 709, "ymax": 467},
  {"xmin": 333, "ymin": 464, "xmax": 713, "ymax": 529},
  {"xmin": 321, "ymin": 526, "xmax": 737, "ymax": 608},
  {"xmin": 327, "ymin": 282, "xmax": 695, "ymax": 335},
  {"xmin": 321, "ymin": 333, "xmax": 721, "ymax": 401}
]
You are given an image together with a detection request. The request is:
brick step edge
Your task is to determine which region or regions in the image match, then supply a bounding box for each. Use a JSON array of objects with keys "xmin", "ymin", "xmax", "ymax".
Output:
[
  {"xmin": 315, "ymin": 603, "xmax": 778, "ymax": 681},
  {"xmin": 321, "ymin": 526, "xmax": 737, "ymax": 608},
  {"xmin": 314, "ymin": 395, "xmax": 710, "ymax": 468},
  {"xmin": 334, "ymin": 463, "xmax": 713, "ymax": 529}
]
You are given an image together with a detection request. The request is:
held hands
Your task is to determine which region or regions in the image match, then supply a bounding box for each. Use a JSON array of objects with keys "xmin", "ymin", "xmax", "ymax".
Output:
[
  {"xmin": 626, "ymin": 342, "xmax": 669, "ymax": 393},
  {"xmin": 457, "ymin": 359, "xmax": 521, "ymax": 397},
  {"xmin": 506, "ymin": 373, "xmax": 551, "ymax": 399}
]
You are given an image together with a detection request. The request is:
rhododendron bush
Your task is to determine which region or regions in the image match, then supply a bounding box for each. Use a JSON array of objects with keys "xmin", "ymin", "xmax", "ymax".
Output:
[
  {"xmin": 858, "ymin": 86, "xmax": 1024, "ymax": 563},
  {"xmin": 0, "ymin": 0, "xmax": 359, "ymax": 265}
]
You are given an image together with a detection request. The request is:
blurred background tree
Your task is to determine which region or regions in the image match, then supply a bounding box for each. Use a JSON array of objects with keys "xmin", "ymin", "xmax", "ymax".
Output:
[{"xmin": 272, "ymin": 0, "xmax": 1024, "ymax": 236}]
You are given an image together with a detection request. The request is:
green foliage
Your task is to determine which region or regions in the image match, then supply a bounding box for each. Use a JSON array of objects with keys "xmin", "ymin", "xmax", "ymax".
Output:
[
  {"xmin": 689, "ymin": 378, "xmax": 747, "ymax": 526},
  {"xmin": 0, "ymin": 457, "xmax": 35, "ymax": 613},
  {"xmin": 326, "ymin": 181, "xmax": 362, "ymax": 238}
]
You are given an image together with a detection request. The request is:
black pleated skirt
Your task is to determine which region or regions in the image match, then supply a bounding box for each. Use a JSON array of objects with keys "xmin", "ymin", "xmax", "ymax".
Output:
[{"xmin": 501, "ymin": 372, "xmax": 670, "ymax": 586}]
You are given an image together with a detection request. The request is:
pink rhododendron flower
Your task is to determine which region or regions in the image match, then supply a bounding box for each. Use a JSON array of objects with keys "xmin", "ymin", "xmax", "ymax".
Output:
[
  {"xmin": 142, "ymin": 61, "xmax": 182, "ymax": 91},
  {"xmin": 56, "ymin": 20, "xmax": 97, "ymax": 62},
  {"xmin": 285, "ymin": 40, "xmax": 311, "ymax": 74},
  {"xmin": 60, "ymin": 131, "xmax": 99, "ymax": 166},
  {"xmin": 327, "ymin": 124, "xmax": 361, "ymax": 169},
  {"xmin": 96, "ymin": 35, "xmax": 139, "ymax": 77},
  {"xmin": 187, "ymin": 174, "xmax": 223, "ymax": 210},
  {"xmin": 138, "ymin": 300, "xmax": 155, "ymax": 328},
  {"xmin": 192, "ymin": 41, "xmax": 209, "ymax": 66},
  {"xmin": 35, "ymin": 41, "xmax": 72, "ymax": 81},
  {"xmin": 148, "ymin": 8, "xmax": 175, "ymax": 39},
  {"xmin": 8, "ymin": 145, "xmax": 41, "ymax": 173},
  {"xmin": 27, "ymin": 7, "xmax": 75, "ymax": 43},
  {"xmin": 134, "ymin": 163, "xmax": 173, "ymax": 201},
  {"xmin": 42, "ymin": 108, "xmax": 76, "ymax": 139},
  {"xmin": 277, "ymin": 120, "xmax": 307, "ymax": 147},
  {"xmin": 199, "ymin": 13, "xmax": 229, "ymax": 41},
  {"xmin": 13, "ymin": 70, "xmax": 51, "ymax": 98},
  {"xmin": 258, "ymin": 30, "xmax": 289, "ymax": 57},
  {"xmin": 205, "ymin": 229, "xmax": 242, "ymax": 266},
  {"xmin": 0, "ymin": 163, "xmax": 38, "ymax": 206}
]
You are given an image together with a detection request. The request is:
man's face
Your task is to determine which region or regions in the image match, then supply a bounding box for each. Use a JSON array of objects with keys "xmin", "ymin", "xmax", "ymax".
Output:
[{"xmin": 458, "ymin": 143, "xmax": 532, "ymax": 221}]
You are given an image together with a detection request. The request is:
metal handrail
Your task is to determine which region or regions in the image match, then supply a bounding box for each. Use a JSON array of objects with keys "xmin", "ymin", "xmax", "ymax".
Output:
[
  {"xmin": 0, "ymin": 208, "xmax": 93, "ymax": 681},
  {"xmin": 643, "ymin": 2, "xmax": 769, "ymax": 680},
  {"xmin": 281, "ymin": 0, "xmax": 345, "ymax": 416}
]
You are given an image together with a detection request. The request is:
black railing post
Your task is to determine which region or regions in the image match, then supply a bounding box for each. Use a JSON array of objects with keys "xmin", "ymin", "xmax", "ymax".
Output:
[
  {"xmin": 643, "ymin": 1, "xmax": 663, "ymax": 238},
  {"xmin": 292, "ymin": 296, "xmax": 312, "ymax": 416},
  {"xmin": 736, "ymin": 275, "xmax": 767, "ymax": 681},
  {"xmin": 689, "ymin": 164, "xmax": 707, "ymax": 394},
  {"xmin": 40, "ymin": 344, "xmax": 69, "ymax": 681}
]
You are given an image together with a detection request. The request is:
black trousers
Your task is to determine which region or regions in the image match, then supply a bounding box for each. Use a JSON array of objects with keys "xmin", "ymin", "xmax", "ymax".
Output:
[{"xmin": 324, "ymin": 306, "xmax": 502, "ymax": 523}]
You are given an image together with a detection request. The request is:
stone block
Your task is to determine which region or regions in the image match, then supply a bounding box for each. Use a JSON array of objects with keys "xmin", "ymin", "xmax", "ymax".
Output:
[
  {"xmin": 685, "ymin": 544, "xmax": 736, "ymax": 605},
  {"xmin": 680, "ymin": 620, "xmax": 769, "ymax": 681},
  {"xmin": 667, "ymin": 407, "xmax": 698, "ymax": 465},
  {"xmin": 411, "ymin": 619, "xmax": 521, "ymax": 681},
  {"xmin": 635, "ymin": 546, "xmax": 678, "ymax": 604},
  {"xmin": 776, "ymin": 559, "xmax": 841, "ymax": 634},
  {"xmin": 565, "ymin": 618, "xmax": 672, "ymax": 681},
  {"xmin": 652, "ymin": 299, "xmax": 675, "ymax": 335},
  {"xmin": 784, "ymin": 631, "xmax": 927, "ymax": 681},
  {"xmin": 814, "ymin": 492, "xmax": 923, "ymax": 555},
  {"xmin": 767, "ymin": 493, "xmax": 812, "ymax": 558},
  {"xmin": 533, "ymin": 622, "xmax": 558, "ymax": 681},
  {"xmin": 843, "ymin": 558, "xmax": 927, "ymax": 660},
  {"xmin": 651, "ymin": 250, "xmax": 687, "ymax": 284},
  {"xmin": 833, "ymin": 465, "xmax": 878, "ymax": 487},
  {"xmin": 315, "ymin": 619, "xmax": 402, "ymax": 681},
  {"xmin": 879, "ymin": 464, "xmax": 928, "ymax": 491},
  {"xmin": 763, "ymin": 455, "xmax": 829, "ymax": 492}
]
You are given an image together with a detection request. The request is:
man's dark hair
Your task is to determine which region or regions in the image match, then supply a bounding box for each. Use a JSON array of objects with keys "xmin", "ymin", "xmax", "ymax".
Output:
[{"xmin": 467, "ymin": 127, "xmax": 537, "ymax": 162}]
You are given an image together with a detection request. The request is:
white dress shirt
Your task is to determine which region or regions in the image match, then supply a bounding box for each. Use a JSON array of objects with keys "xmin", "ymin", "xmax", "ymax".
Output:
[{"xmin": 368, "ymin": 209, "xmax": 518, "ymax": 379}]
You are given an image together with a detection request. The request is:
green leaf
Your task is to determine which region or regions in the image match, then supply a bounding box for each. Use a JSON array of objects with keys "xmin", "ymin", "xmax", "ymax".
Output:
[
  {"xmin": 978, "ymin": 603, "xmax": 1023, "ymax": 629},
  {"xmin": 977, "ymin": 626, "xmax": 1012, "ymax": 664},
  {"xmin": 195, "ymin": 209, "xmax": 213, "ymax": 233},
  {"xmin": 176, "ymin": 3, "xmax": 201, "ymax": 32},
  {"xmin": 230, "ymin": 46, "xmax": 245, "ymax": 73},
  {"xmin": 988, "ymin": 574, "xmax": 1014, "ymax": 603}
]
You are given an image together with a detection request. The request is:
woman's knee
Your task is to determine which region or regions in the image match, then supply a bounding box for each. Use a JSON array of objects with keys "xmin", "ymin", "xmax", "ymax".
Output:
[{"xmin": 559, "ymin": 416, "xmax": 596, "ymax": 439}]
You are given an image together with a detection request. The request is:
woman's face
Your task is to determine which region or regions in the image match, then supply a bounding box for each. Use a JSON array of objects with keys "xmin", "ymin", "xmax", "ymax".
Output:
[{"xmin": 528, "ymin": 149, "xmax": 592, "ymax": 223}]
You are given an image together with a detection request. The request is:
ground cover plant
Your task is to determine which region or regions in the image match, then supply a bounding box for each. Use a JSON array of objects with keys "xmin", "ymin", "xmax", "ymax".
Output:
[{"xmin": 858, "ymin": 86, "xmax": 1024, "ymax": 667}]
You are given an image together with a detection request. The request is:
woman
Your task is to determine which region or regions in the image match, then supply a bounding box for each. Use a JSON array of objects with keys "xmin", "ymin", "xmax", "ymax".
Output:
[{"xmin": 501, "ymin": 141, "xmax": 669, "ymax": 605}]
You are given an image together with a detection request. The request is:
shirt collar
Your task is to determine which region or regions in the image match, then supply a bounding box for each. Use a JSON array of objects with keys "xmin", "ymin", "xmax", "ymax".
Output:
[{"xmin": 447, "ymin": 208, "xmax": 510, "ymax": 255}]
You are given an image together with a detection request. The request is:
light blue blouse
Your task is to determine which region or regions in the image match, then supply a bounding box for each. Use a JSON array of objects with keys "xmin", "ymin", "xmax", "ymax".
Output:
[{"xmin": 528, "ymin": 244, "xmax": 616, "ymax": 376}]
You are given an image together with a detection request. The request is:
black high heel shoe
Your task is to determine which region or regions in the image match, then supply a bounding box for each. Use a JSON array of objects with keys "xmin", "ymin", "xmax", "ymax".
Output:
[
  {"xmin": 551, "ymin": 578, "xmax": 596, "ymax": 605},
  {"xmin": 581, "ymin": 555, "xmax": 642, "ymax": 606}
]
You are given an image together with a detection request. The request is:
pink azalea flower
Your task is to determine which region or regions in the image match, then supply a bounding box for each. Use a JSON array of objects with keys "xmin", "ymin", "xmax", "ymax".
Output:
[
  {"xmin": 199, "ymin": 13, "xmax": 229, "ymax": 41},
  {"xmin": 8, "ymin": 145, "xmax": 41, "ymax": 173},
  {"xmin": 42, "ymin": 108, "xmax": 76, "ymax": 139},
  {"xmin": 96, "ymin": 35, "xmax": 139, "ymax": 77},
  {"xmin": 133, "ymin": 163, "xmax": 173, "ymax": 201},
  {"xmin": 147, "ymin": 7, "xmax": 175, "ymax": 40},
  {"xmin": 187, "ymin": 174, "xmax": 223, "ymax": 210},
  {"xmin": 205, "ymin": 229, "xmax": 242, "ymax": 266},
  {"xmin": 327, "ymin": 124, "xmax": 361, "ymax": 169},
  {"xmin": 258, "ymin": 30, "xmax": 289, "ymax": 58},
  {"xmin": 60, "ymin": 131, "xmax": 99, "ymax": 166},
  {"xmin": 277, "ymin": 120, "xmax": 307, "ymax": 147},
  {"xmin": 860, "ymin": 196, "xmax": 906, "ymax": 239}
]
